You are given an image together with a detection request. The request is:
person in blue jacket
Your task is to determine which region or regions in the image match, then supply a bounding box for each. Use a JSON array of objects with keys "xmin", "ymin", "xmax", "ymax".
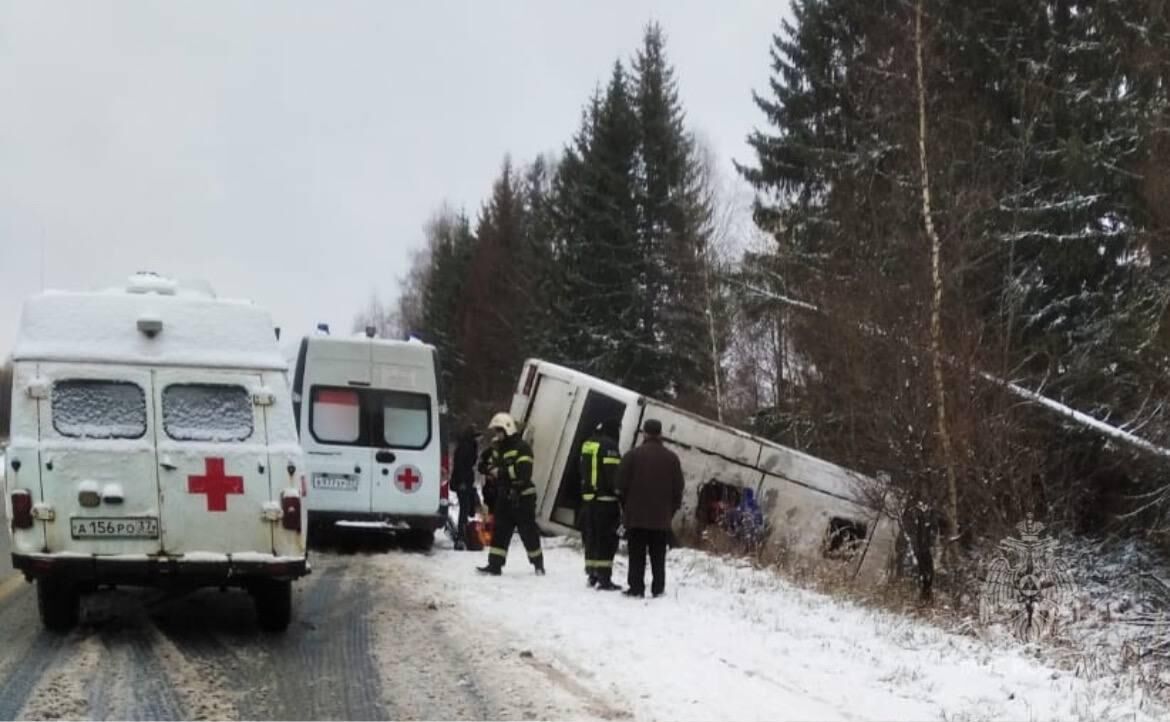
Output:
[{"xmin": 727, "ymin": 487, "xmax": 765, "ymax": 548}]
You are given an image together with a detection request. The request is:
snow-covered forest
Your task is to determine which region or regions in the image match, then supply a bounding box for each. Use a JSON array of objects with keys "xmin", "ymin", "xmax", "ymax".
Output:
[{"xmin": 362, "ymin": 2, "xmax": 1170, "ymax": 570}]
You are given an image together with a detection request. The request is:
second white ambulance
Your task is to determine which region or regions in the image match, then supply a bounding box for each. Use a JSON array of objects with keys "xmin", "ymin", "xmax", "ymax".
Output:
[{"xmin": 291, "ymin": 332, "xmax": 448, "ymax": 548}]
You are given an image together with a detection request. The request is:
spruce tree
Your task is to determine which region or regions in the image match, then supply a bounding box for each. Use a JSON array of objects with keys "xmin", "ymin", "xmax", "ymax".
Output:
[
  {"xmin": 631, "ymin": 23, "xmax": 713, "ymax": 401},
  {"xmin": 517, "ymin": 156, "xmax": 558, "ymax": 362},
  {"xmin": 420, "ymin": 208, "xmax": 475, "ymax": 414},
  {"xmin": 453, "ymin": 158, "xmax": 547, "ymax": 413},
  {"xmin": 551, "ymin": 65, "xmax": 643, "ymax": 387}
]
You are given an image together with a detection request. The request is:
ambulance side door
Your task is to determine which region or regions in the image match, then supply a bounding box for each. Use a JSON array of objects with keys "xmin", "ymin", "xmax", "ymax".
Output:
[{"xmin": 302, "ymin": 385, "xmax": 374, "ymax": 514}]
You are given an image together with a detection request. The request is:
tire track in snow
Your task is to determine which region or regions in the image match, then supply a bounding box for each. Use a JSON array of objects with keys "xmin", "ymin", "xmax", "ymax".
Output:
[
  {"xmin": 0, "ymin": 635, "xmax": 71, "ymax": 721},
  {"xmin": 367, "ymin": 557, "xmax": 492, "ymax": 721},
  {"xmin": 17, "ymin": 633, "xmax": 103, "ymax": 720},
  {"xmin": 119, "ymin": 622, "xmax": 187, "ymax": 720},
  {"xmin": 150, "ymin": 616, "xmax": 242, "ymax": 721},
  {"xmin": 0, "ymin": 581, "xmax": 40, "ymax": 709},
  {"xmin": 177, "ymin": 563, "xmax": 387, "ymax": 721},
  {"xmin": 317, "ymin": 570, "xmax": 387, "ymax": 719},
  {"xmin": 149, "ymin": 564, "xmax": 388, "ymax": 721},
  {"xmin": 1, "ymin": 585, "xmax": 188, "ymax": 721},
  {"xmin": 234, "ymin": 569, "xmax": 344, "ymax": 721},
  {"xmin": 717, "ymin": 656, "xmax": 864, "ymax": 722},
  {"xmin": 293, "ymin": 559, "xmax": 387, "ymax": 719},
  {"xmin": 81, "ymin": 598, "xmax": 186, "ymax": 722},
  {"xmin": 0, "ymin": 585, "xmax": 71, "ymax": 722},
  {"xmin": 519, "ymin": 655, "xmax": 632, "ymax": 720},
  {"xmin": 249, "ymin": 561, "xmax": 388, "ymax": 720}
]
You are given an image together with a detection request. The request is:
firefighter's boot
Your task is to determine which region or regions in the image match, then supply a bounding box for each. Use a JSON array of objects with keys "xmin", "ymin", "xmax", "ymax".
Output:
[
  {"xmin": 476, "ymin": 564, "xmax": 501, "ymax": 576},
  {"xmin": 595, "ymin": 573, "xmax": 621, "ymax": 591}
]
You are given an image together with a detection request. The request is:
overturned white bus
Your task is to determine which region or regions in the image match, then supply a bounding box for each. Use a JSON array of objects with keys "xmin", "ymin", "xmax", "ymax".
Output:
[{"xmin": 508, "ymin": 359, "xmax": 897, "ymax": 582}]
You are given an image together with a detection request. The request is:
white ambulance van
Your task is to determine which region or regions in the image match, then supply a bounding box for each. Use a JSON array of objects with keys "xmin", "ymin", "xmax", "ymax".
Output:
[
  {"xmin": 291, "ymin": 332, "xmax": 448, "ymax": 549},
  {"xmin": 1, "ymin": 274, "xmax": 308, "ymax": 632}
]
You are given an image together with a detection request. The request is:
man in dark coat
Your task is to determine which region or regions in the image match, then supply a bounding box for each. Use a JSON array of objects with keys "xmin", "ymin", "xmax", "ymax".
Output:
[
  {"xmin": 451, "ymin": 425, "xmax": 481, "ymax": 551},
  {"xmin": 616, "ymin": 418, "xmax": 684, "ymax": 598}
]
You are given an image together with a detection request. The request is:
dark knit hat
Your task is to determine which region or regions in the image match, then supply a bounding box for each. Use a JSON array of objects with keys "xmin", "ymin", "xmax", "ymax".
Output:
[{"xmin": 642, "ymin": 418, "xmax": 662, "ymax": 436}]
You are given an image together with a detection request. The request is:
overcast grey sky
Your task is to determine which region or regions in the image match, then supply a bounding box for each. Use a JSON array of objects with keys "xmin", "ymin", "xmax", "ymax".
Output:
[{"xmin": 0, "ymin": 1, "xmax": 785, "ymax": 358}]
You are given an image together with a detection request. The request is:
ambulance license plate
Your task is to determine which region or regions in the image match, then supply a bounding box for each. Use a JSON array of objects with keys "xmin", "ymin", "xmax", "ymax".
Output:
[
  {"xmin": 313, "ymin": 473, "xmax": 360, "ymax": 491},
  {"xmin": 71, "ymin": 517, "xmax": 159, "ymax": 539}
]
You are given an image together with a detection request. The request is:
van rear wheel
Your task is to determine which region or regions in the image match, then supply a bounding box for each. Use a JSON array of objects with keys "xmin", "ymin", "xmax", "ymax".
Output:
[
  {"xmin": 37, "ymin": 579, "xmax": 80, "ymax": 633},
  {"xmin": 252, "ymin": 580, "xmax": 292, "ymax": 632},
  {"xmin": 402, "ymin": 529, "xmax": 435, "ymax": 552}
]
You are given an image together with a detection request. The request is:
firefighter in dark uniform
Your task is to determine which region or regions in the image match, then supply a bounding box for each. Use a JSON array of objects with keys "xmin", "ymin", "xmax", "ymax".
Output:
[
  {"xmin": 579, "ymin": 418, "xmax": 623, "ymax": 590},
  {"xmin": 476, "ymin": 413, "xmax": 545, "ymax": 576}
]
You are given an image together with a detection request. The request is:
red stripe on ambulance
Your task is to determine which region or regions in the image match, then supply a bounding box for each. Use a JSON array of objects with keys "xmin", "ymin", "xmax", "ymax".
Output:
[{"xmin": 317, "ymin": 389, "xmax": 359, "ymax": 406}]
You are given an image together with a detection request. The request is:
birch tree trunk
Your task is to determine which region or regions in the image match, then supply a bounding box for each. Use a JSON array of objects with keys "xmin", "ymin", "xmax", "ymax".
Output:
[
  {"xmin": 915, "ymin": 0, "xmax": 961, "ymax": 542},
  {"xmin": 702, "ymin": 255, "xmax": 725, "ymax": 423}
]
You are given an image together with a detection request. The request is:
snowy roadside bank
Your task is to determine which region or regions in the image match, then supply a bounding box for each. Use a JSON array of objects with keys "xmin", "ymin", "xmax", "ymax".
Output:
[{"xmin": 380, "ymin": 536, "xmax": 1165, "ymax": 722}]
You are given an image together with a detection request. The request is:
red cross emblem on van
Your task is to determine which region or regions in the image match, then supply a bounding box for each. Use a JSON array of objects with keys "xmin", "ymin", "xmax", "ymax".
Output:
[
  {"xmin": 395, "ymin": 465, "xmax": 422, "ymax": 493},
  {"xmin": 188, "ymin": 457, "xmax": 244, "ymax": 512}
]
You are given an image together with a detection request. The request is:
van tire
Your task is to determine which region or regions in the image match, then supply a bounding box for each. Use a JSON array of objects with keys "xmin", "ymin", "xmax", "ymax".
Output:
[
  {"xmin": 403, "ymin": 529, "xmax": 434, "ymax": 552},
  {"xmin": 37, "ymin": 579, "xmax": 80, "ymax": 633},
  {"xmin": 252, "ymin": 580, "xmax": 292, "ymax": 632}
]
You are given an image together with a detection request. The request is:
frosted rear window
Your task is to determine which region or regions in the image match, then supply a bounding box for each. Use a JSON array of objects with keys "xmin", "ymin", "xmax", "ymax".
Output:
[
  {"xmin": 52, "ymin": 380, "xmax": 147, "ymax": 439},
  {"xmin": 162, "ymin": 384, "xmax": 253, "ymax": 442},
  {"xmin": 312, "ymin": 388, "xmax": 361, "ymax": 443},
  {"xmin": 382, "ymin": 392, "xmax": 430, "ymax": 449}
]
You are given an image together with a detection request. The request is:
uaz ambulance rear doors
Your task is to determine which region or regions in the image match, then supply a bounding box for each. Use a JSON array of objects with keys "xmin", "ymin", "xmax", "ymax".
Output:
[
  {"xmin": 33, "ymin": 363, "xmax": 163, "ymax": 556},
  {"xmin": 31, "ymin": 364, "xmax": 277, "ymax": 556},
  {"xmin": 153, "ymin": 368, "xmax": 275, "ymax": 554}
]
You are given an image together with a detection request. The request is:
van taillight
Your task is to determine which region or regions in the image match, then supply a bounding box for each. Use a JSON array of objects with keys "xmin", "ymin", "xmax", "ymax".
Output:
[
  {"xmin": 281, "ymin": 494, "xmax": 302, "ymax": 533},
  {"xmin": 11, "ymin": 490, "xmax": 33, "ymax": 530},
  {"xmin": 440, "ymin": 454, "xmax": 450, "ymax": 501}
]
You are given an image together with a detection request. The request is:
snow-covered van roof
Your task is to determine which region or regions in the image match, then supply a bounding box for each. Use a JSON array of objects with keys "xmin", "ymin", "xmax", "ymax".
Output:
[
  {"xmin": 303, "ymin": 334, "xmax": 437, "ymax": 357},
  {"xmin": 298, "ymin": 334, "xmax": 439, "ymax": 386},
  {"xmin": 12, "ymin": 276, "xmax": 287, "ymax": 371}
]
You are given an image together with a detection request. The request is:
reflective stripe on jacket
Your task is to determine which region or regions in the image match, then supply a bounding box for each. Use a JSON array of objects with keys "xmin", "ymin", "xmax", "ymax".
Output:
[{"xmin": 578, "ymin": 434, "xmax": 621, "ymax": 501}]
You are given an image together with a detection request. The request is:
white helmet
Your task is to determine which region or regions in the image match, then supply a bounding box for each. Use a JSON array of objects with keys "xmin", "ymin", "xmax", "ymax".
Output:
[{"xmin": 488, "ymin": 412, "xmax": 518, "ymax": 437}]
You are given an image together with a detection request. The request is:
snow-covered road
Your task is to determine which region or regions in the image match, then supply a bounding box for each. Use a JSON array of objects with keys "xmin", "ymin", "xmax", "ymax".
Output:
[
  {"xmin": 0, "ymin": 541, "xmax": 605, "ymax": 721},
  {"xmin": 0, "ymin": 530, "xmax": 1163, "ymax": 721},
  {"xmin": 391, "ymin": 534, "xmax": 1166, "ymax": 722}
]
